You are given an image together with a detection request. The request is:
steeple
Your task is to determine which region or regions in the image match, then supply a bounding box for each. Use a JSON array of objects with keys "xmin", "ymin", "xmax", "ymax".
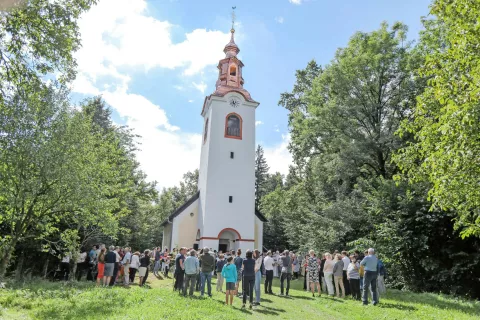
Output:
[
  {"xmin": 224, "ymin": 28, "xmax": 240, "ymax": 58},
  {"xmin": 205, "ymin": 6, "xmax": 255, "ymax": 107}
]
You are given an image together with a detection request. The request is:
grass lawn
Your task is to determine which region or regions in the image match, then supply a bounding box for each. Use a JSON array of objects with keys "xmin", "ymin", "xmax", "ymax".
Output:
[{"xmin": 0, "ymin": 274, "xmax": 479, "ymax": 320}]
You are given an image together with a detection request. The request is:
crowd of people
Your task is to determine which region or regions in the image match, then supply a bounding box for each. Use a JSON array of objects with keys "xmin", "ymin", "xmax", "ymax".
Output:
[{"xmin": 60, "ymin": 245, "xmax": 387, "ymax": 308}]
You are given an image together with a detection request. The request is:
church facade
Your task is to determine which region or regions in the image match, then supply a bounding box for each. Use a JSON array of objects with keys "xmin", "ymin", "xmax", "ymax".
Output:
[{"xmin": 161, "ymin": 26, "xmax": 266, "ymax": 254}]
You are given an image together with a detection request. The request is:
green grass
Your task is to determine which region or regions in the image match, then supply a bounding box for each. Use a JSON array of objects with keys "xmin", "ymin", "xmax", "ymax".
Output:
[{"xmin": 0, "ymin": 275, "xmax": 479, "ymax": 320}]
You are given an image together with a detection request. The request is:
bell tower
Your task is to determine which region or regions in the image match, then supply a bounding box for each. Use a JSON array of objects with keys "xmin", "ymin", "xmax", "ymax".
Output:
[{"xmin": 196, "ymin": 9, "xmax": 261, "ymax": 253}]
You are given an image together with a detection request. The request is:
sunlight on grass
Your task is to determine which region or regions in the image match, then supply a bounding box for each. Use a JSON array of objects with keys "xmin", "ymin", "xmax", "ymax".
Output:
[{"xmin": 0, "ymin": 276, "xmax": 479, "ymax": 319}]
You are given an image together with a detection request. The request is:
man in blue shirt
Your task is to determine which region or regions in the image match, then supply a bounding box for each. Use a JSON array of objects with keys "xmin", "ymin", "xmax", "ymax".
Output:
[
  {"xmin": 183, "ymin": 250, "xmax": 199, "ymax": 296},
  {"xmin": 360, "ymin": 248, "xmax": 379, "ymax": 305}
]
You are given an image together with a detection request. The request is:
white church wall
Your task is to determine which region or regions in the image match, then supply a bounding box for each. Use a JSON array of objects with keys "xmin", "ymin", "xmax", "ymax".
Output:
[
  {"xmin": 162, "ymin": 224, "xmax": 172, "ymax": 250},
  {"xmin": 198, "ymin": 105, "xmax": 212, "ymax": 237},
  {"xmin": 170, "ymin": 199, "xmax": 199, "ymax": 251},
  {"xmin": 255, "ymin": 216, "xmax": 263, "ymax": 251},
  {"xmin": 200, "ymin": 93, "xmax": 257, "ymax": 241}
]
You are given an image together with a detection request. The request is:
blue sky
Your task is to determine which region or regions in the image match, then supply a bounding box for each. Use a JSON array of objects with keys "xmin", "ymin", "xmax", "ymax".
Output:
[{"xmin": 72, "ymin": 0, "xmax": 432, "ymax": 189}]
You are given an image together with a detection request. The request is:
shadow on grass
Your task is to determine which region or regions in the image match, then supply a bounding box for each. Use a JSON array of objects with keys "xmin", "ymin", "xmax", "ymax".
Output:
[
  {"xmin": 259, "ymin": 305, "xmax": 286, "ymax": 313},
  {"xmin": 377, "ymin": 302, "xmax": 416, "ymax": 311},
  {"xmin": 386, "ymin": 290, "xmax": 480, "ymax": 316}
]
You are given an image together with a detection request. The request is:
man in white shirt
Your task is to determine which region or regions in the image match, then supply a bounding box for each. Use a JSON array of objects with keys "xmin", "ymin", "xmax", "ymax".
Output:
[
  {"xmin": 122, "ymin": 247, "xmax": 132, "ymax": 286},
  {"xmin": 76, "ymin": 251, "xmax": 87, "ymax": 281},
  {"xmin": 60, "ymin": 254, "xmax": 71, "ymax": 281},
  {"xmin": 341, "ymin": 251, "xmax": 351, "ymax": 296},
  {"xmin": 263, "ymin": 251, "xmax": 274, "ymax": 294}
]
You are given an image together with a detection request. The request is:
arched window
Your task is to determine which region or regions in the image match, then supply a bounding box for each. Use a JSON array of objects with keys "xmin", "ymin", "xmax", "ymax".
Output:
[
  {"xmin": 203, "ymin": 118, "xmax": 209, "ymax": 143},
  {"xmin": 225, "ymin": 113, "xmax": 242, "ymax": 140},
  {"xmin": 229, "ymin": 65, "xmax": 237, "ymax": 76}
]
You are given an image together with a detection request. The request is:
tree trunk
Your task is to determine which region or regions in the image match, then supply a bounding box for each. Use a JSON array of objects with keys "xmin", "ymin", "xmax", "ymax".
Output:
[
  {"xmin": 42, "ymin": 256, "xmax": 50, "ymax": 279},
  {"xmin": 71, "ymin": 260, "xmax": 77, "ymax": 281},
  {"xmin": 15, "ymin": 251, "xmax": 25, "ymax": 281},
  {"xmin": 0, "ymin": 240, "xmax": 16, "ymax": 281}
]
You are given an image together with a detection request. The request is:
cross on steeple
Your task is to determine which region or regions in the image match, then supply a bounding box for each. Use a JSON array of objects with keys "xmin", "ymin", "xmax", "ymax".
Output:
[{"xmin": 231, "ymin": 6, "xmax": 236, "ymax": 32}]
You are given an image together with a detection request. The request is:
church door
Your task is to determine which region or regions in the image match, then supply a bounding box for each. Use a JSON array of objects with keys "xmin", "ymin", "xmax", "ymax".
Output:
[{"xmin": 218, "ymin": 244, "xmax": 228, "ymax": 253}]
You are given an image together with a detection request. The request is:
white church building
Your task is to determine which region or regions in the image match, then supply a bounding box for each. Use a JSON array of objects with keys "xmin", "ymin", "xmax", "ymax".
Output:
[{"xmin": 161, "ymin": 24, "xmax": 266, "ymax": 254}]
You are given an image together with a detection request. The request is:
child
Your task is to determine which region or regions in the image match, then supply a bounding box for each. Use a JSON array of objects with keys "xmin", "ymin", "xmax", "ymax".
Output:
[{"xmin": 221, "ymin": 256, "xmax": 238, "ymax": 306}]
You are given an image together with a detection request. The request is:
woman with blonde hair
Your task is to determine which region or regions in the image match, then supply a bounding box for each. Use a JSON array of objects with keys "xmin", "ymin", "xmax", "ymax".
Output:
[
  {"xmin": 323, "ymin": 252, "xmax": 335, "ymax": 296},
  {"xmin": 307, "ymin": 250, "xmax": 321, "ymax": 297}
]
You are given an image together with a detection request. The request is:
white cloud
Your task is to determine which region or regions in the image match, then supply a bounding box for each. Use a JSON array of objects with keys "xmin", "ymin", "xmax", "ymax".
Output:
[
  {"xmin": 192, "ymin": 81, "xmax": 207, "ymax": 94},
  {"xmin": 72, "ymin": 0, "xmax": 234, "ymax": 189},
  {"xmin": 255, "ymin": 121, "xmax": 263, "ymax": 126},
  {"xmin": 289, "ymin": 0, "xmax": 302, "ymax": 4},
  {"xmin": 75, "ymin": 0, "xmax": 230, "ymax": 85},
  {"xmin": 188, "ymin": 100, "xmax": 194, "ymax": 103},
  {"xmin": 274, "ymin": 125, "xmax": 280, "ymax": 132},
  {"xmin": 275, "ymin": 16, "xmax": 284, "ymax": 24},
  {"xmin": 264, "ymin": 134, "xmax": 292, "ymax": 175}
]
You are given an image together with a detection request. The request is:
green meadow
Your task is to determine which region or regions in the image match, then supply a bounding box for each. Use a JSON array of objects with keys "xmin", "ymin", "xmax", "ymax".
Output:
[{"xmin": 1, "ymin": 275, "xmax": 479, "ymax": 319}]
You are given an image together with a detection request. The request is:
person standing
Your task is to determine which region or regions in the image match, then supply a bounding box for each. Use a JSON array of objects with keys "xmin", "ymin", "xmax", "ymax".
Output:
[
  {"xmin": 279, "ymin": 250, "xmax": 292, "ymax": 296},
  {"xmin": 108, "ymin": 247, "xmax": 121, "ymax": 286},
  {"xmin": 263, "ymin": 251, "xmax": 274, "ymax": 294},
  {"xmin": 377, "ymin": 257, "xmax": 387, "ymax": 296},
  {"xmin": 333, "ymin": 254, "xmax": 345, "ymax": 298},
  {"xmin": 320, "ymin": 254, "xmax": 327, "ymax": 293},
  {"xmin": 347, "ymin": 255, "xmax": 361, "ymax": 300},
  {"xmin": 104, "ymin": 246, "xmax": 116, "ymax": 287},
  {"xmin": 199, "ymin": 247, "xmax": 215, "ymax": 297},
  {"xmin": 303, "ymin": 254, "xmax": 309, "ymax": 291},
  {"xmin": 174, "ymin": 247, "xmax": 186, "ymax": 292},
  {"xmin": 216, "ymin": 254, "xmax": 226, "ymax": 292},
  {"xmin": 76, "ymin": 250, "xmax": 87, "ymax": 281},
  {"xmin": 233, "ymin": 249, "xmax": 243, "ymax": 297},
  {"xmin": 129, "ymin": 251, "xmax": 140, "ymax": 284},
  {"xmin": 360, "ymin": 248, "xmax": 379, "ymax": 306},
  {"xmin": 122, "ymin": 247, "xmax": 131, "ymax": 287},
  {"xmin": 153, "ymin": 247, "xmax": 161, "ymax": 276},
  {"xmin": 307, "ymin": 250, "xmax": 321, "ymax": 297},
  {"xmin": 222, "ymin": 256, "xmax": 238, "ymax": 306},
  {"xmin": 242, "ymin": 250, "xmax": 256, "ymax": 309},
  {"xmin": 96, "ymin": 248, "xmax": 106, "ymax": 286},
  {"xmin": 138, "ymin": 250, "xmax": 150, "ymax": 287},
  {"xmin": 60, "ymin": 254, "xmax": 71, "ymax": 281},
  {"xmin": 292, "ymin": 254, "xmax": 300, "ymax": 280},
  {"xmin": 323, "ymin": 253, "xmax": 335, "ymax": 296},
  {"xmin": 253, "ymin": 249, "xmax": 263, "ymax": 305},
  {"xmin": 183, "ymin": 250, "xmax": 200, "ymax": 297},
  {"xmin": 341, "ymin": 251, "xmax": 351, "ymax": 296}
]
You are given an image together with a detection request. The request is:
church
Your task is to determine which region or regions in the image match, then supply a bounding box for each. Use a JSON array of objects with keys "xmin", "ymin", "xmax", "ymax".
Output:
[{"xmin": 161, "ymin": 23, "xmax": 266, "ymax": 254}]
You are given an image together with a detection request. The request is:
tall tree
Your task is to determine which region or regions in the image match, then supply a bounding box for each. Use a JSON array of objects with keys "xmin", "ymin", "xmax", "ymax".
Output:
[
  {"xmin": 255, "ymin": 145, "xmax": 269, "ymax": 209},
  {"xmin": 394, "ymin": 0, "xmax": 480, "ymax": 238}
]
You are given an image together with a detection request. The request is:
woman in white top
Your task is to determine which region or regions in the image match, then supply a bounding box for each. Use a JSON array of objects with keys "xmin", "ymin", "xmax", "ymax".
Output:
[
  {"xmin": 323, "ymin": 252, "xmax": 336, "ymax": 296},
  {"xmin": 129, "ymin": 252, "xmax": 140, "ymax": 284},
  {"xmin": 254, "ymin": 250, "xmax": 263, "ymax": 305}
]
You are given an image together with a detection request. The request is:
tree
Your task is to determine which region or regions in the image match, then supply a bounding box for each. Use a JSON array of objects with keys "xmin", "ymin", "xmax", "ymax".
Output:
[
  {"xmin": 255, "ymin": 145, "xmax": 269, "ymax": 209},
  {"xmin": 394, "ymin": 0, "xmax": 480, "ymax": 238}
]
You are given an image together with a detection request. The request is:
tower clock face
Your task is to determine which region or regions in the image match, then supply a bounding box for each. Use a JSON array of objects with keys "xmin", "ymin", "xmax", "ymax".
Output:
[{"xmin": 229, "ymin": 97, "xmax": 240, "ymax": 108}]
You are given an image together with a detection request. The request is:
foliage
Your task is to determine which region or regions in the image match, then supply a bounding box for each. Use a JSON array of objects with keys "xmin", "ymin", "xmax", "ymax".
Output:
[
  {"xmin": 1, "ymin": 277, "xmax": 479, "ymax": 319},
  {"xmin": 394, "ymin": 0, "xmax": 480, "ymax": 238},
  {"xmin": 255, "ymin": 145, "xmax": 270, "ymax": 209},
  {"xmin": 275, "ymin": 20, "xmax": 480, "ymax": 299}
]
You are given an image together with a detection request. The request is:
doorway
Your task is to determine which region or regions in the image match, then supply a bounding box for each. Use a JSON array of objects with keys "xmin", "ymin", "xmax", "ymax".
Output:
[{"xmin": 218, "ymin": 244, "xmax": 228, "ymax": 253}]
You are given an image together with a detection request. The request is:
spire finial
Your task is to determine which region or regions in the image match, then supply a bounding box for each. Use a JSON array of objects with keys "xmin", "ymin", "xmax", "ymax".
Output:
[{"xmin": 231, "ymin": 6, "xmax": 236, "ymax": 33}]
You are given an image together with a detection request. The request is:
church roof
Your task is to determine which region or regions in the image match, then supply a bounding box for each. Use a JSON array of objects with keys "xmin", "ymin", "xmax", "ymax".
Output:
[
  {"xmin": 255, "ymin": 209, "xmax": 268, "ymax": 222},
  {"xmin": 160, "ymin": 190, "xmax": 268, "ymax": 227},
  {"xmin": 160, "ymin": 191, "xmax": 200, "ymax": 227}
]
